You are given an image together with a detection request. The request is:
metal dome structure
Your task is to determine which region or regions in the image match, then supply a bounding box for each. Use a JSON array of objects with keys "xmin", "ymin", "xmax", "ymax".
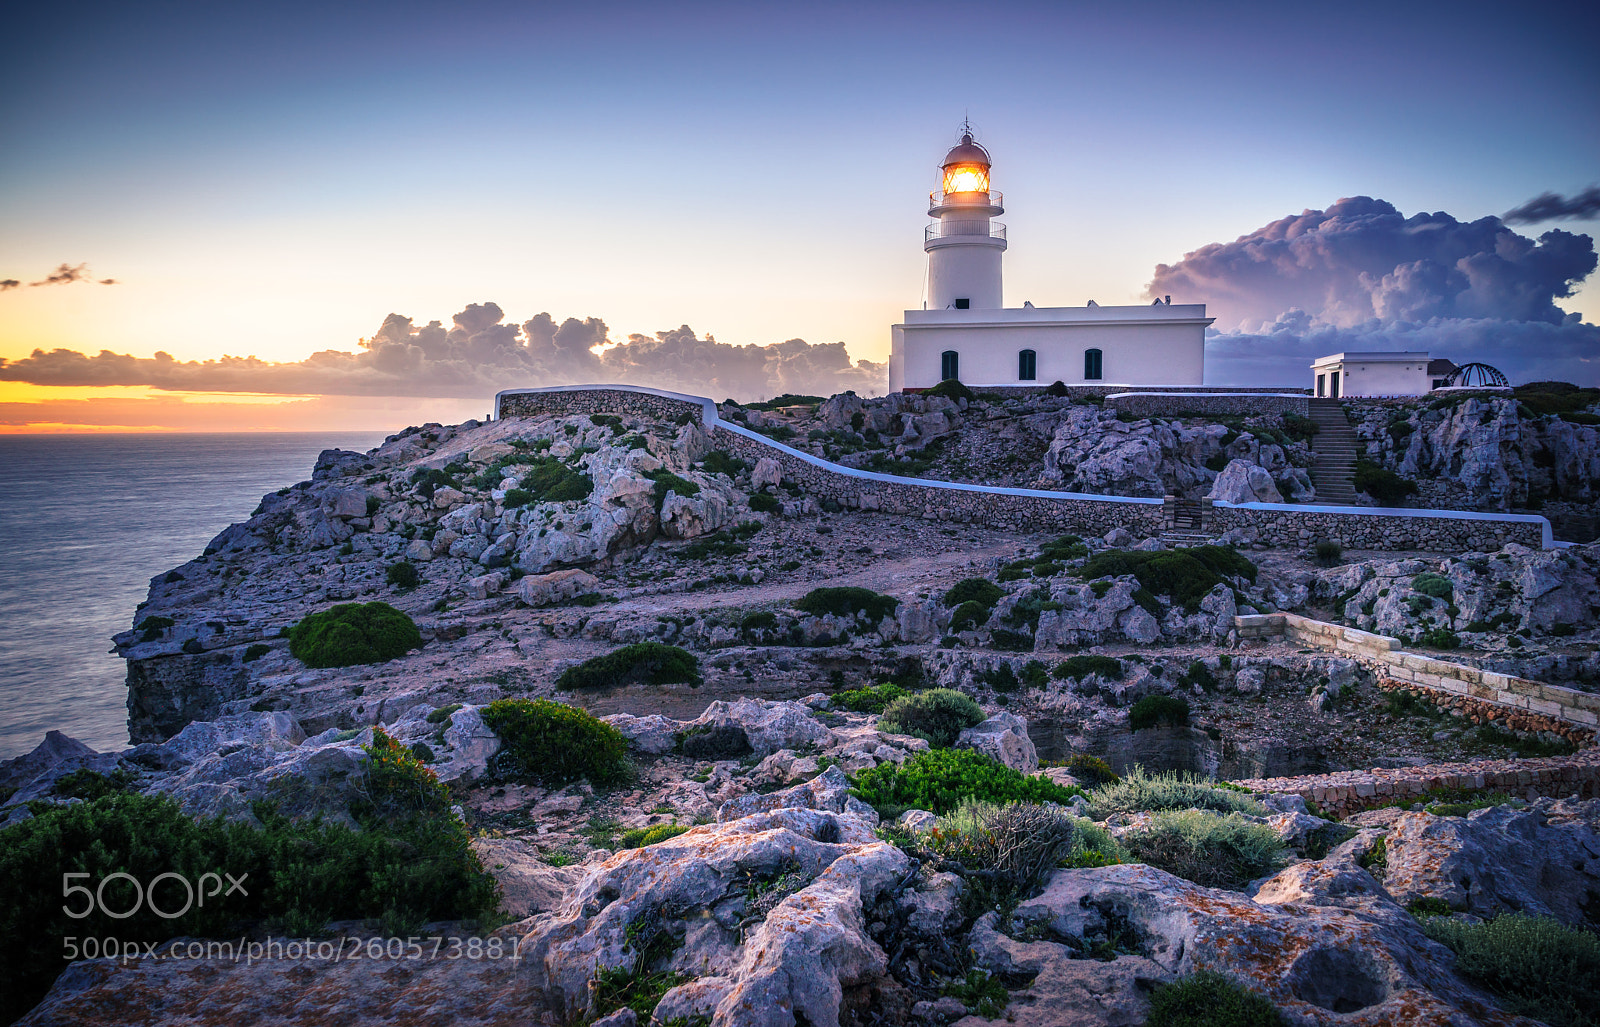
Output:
[
  {"xmin": 941, "ymin": 132, "xmax": 992, "ymax": 169},
  {"xmin": 1447, "ymin": 362, "xmax": 1509, "ymax": 388}
]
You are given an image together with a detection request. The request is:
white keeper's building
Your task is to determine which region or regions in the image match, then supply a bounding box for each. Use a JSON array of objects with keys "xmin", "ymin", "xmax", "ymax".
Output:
[{"xmin": 888, "ymin": 130, "xmax": 1215, "ymax": 392}]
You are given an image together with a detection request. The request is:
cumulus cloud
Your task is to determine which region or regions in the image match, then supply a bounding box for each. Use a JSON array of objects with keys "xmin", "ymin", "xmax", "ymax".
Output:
[
  {"xmin": 20, "ymin": 263, "xmax": 118, "ymax": 287},
  {"xmin": 1146, "ymin": 196, "xmax": 1599, "ymax": 385},
  {"xmin": 1504, "ymin": 186, "xmax": 1600, "ymax": 225},
  {"xmin": 0, "ymin": 303, "xmax": 888, "ymax": 402}
]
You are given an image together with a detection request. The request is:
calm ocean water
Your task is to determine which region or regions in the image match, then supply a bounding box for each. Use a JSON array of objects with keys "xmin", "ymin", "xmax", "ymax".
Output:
[{"xmin": 0, "ymin": 432, "xmax": 386, "ymax": 760}]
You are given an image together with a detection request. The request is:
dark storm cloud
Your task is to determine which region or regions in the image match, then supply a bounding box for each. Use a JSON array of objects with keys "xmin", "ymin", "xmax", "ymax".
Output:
[
  {"xmin": 0, "ymin": 303, "xmax": 888, "ymax": 401},
  {"xmin": 1146, "ymin": 196, "xmax": 1599, "ymax": 386},
  {"xmin": 1503, "ymin": 187, "xmax": 1600, "ymax": 226},
  {"xmin": 0, "ymin": 280, "xmax": 19, "ymax": 291},
  {"xmin": 1146, "ymin": 197, "xmax": 1595, "ymax": 332}
]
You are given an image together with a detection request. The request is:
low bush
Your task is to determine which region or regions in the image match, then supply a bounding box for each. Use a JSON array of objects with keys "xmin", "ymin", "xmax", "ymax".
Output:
[
  {"xmin": 1039, "ymin": 534, "xmax": 1089, "ymax": 561},
  {"xmin": 878, "ymin": 688, "xmax": 985, "ymax": 747},
  {"xmin": 1313, "ymin": 540, "xmax": 1342, "ymax": 566},
  {"xmin": 0, "ymin": 790, "xmax": 498, "ymax": 1024},
  {"xmin": 1086, "ymin": 767, "xmax": 1264, "ymax": 820},
  {"xmin": 490, "ymin": 455, "xmax": 593, "ymax": 503},
  {"xmin": 386, "ymin": 561, "xmax": 420, "ymax": 590},
  {"xmin": 740, "ymin": 610, "xmax": 778, "ymax": 636},
  {"xmin": 361, "ymin": 728, "xmax": 452, "ymax": 821},
  {"xmin": 288, "ymin": 602, "xmax": 422, "ymax": 669},
  {"xmin": 1079, "ymin": 546, "xmax": 1257, "ymax": 613},
  {"xmin": 644, "ymin": 470, "xmax": 699, "ymax": 513},
  {"xmin": 481, "ymin": 698, "xmax": 629, "ymax": 787},
  {"xmin": 409, "ymin": 467, "xmax": 458, "ymax": 499},
  {"xmin": 832, "ymin": 681, "xmax": 909, "ymax": 713},
  {"xmin": 1280, "ymin": 412, "xmax": 1319, "ymax": 442},
  {"xmin": 928, "ymin": 801, "xmax": 1121, "ymax": 897},
  {"xmin": 1416, "ymin": 627, "xmax": 1461, "ymax": 649},
  {"xmin": 620, "ymin": 824, "xmax": 691, "ymax": 848},
  {"xmin": 555, "ymin": 642, "xmax": 701, "ymax": 690},
  {"xmin": 1180, "ymin": 660, "xmax": 1218, "ymax": 692},
  {"xmin": 1063, "ymin": 753, "xmax": 1120, "ymax": 786},
  {"xmin": 242, "ymin": 643, "xmax": 271, "ymax": 663},
  {"xmin": 925, "ymin": 378, "xmax": 975, "ymax": 402},
  {"xmin": 941, "ymin": 968, "xmax": 1010, "ymax": 1019},
  {"xmin": 1144, "ymin": 971, "xmax": 1287, "ymax": 1027},
  {"xmin": 1354, "ymin": 460, "xmax": 1418, "ymax": 505},
  {"xmin": 1121, "ymin": 810, "xmax": 1288, "ymax": 890},
  {"xmin": 795, "ymin": 586, "xmax": 898, "ymax": 622},
  {"xmin": 949, "ymin": 600, "xmax": 991, "ymax": 631},
  {"xmin": 1411, "ymin": 572, "xmax": 1453, "ymax": 600},
  {"xmin": 849, "ymin": 748, "xmax": 1084, "ymax": 818},
  {"xmin": 747, "ymin": 492, "xmax": 781, "ymax": 512},
  {"xmin": 990, "ymin": 629, "xmax": 1034, "ymax": 651},
  {"xmin": 501, "ymin": 487, "xmax": 534, "ymax": 508},
  {"xmin": 944, "ymin": 577, "xmax": 1004, "ymax": 608},
  {"xmin": 1053, "ymin": 655, "xmax": 1123, "ymax": 682},
  {"xmin": 701, "ymin": 450, "xmax": 748, "ymax": 477},
  {"xmin": 1422, "ymin": 913, "xmax": 1600, "ymax": 1027},
  {"xmin": 1128, "ymin": 694, "xmax": 1190, "ymax": 731}
]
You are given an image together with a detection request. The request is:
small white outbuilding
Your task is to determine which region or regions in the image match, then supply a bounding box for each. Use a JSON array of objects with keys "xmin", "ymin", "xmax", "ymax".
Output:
[{"xmin": 1310, "ymin": 352, "xmax": 1444, "ymax": 398}]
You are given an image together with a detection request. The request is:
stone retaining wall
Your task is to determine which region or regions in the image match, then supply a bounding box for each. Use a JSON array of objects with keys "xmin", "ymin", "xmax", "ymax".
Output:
[
  {"xmin": 1210, "ymin": 504, "xmax": 1547, "ymax": 551},
  {"xmin": 492, "ymin": 385, "xmax": 1552, "ymax": 552},
  {"xmin": 1107, "ymin": 392, "xmax": 1310, "ymax": 418},
  {"xmin": 1235, "ymin": 612, "xmax": 1598, "ymax": 741},
  {"xmin": 1232, "ymin": 751, "xmax": 1600, "ymax": 819}
]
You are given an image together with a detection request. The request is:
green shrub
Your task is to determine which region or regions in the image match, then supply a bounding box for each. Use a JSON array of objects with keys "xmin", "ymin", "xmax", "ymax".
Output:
[
  {"xmin": 288, "ymin": 602, "xmax": 422, "ymax": 669},
  {"xmin": 740, "ymin": 610, "xmax": 779, "ymax": 636},
  {"xmin": 949, "ymin": 600, "xmax": 991, "ymax": 631},
  {"xmin": 0, "ymin": 791, "xmax": 498, "ymax": 1024},
  {"xmin": 644, "ymin": 470, "xmax": 699, "ymax": 513},
  {"xmin": 1145, "ymin": 971, "xmax": 1287, "ymax": 1027},
  {"xmin": 555, "ymin": 642, "xmax": 701, "ymax": 689},
  {"xmin": 502, "ymin": 487, "xmax": 535, "ymax": 508},
  {"xmin": 1079, "ymin": 546, "xmax": 1256, "ymax": 612},
  {"xmin": 1354, "ymin": 460, "xmax": 1418, "ymax": 505},
  {"xmin": 1128, "ymin": 693, "xmax": 1190, "ymax": 731},
  {"xmin": 990, "ymin": 629, "xmax": 1034, "ymax": 651},
  {"xmin": 481, "ymin": 698, "xmax": 629, "ymax": 787},
  {"xmin": 1412, "ymin": 572, "xmax": 1453, "ymax": 600},
  {"xmin": 1064, "ymin": 754, "xmax": 1120, "ymax": 786},
  {"xmin": 1205, "ymin": 453, "xmax": 1231, "ymax": 473},
  {"xmin": 925, "ymin": 378, "xmax": 975, "ymax": 402},
  {"xmin": 1087, "ymin": 767, "xmax": 1265, "ymax": 820},
  {"xmin": 361, "ymin": 728, "xmax": 452, "ymax": 820},
  {"xmin": 1313, "ymin": 540, "xmax": 1342, "ymax": 566},
  {"xmin": 409, "ymin": 467, "xmax": 458, "ymax": 499},
  {"xmin": 1416, "ymin": 627, "xmax": 1460, "ymax": 649},
  {"xmin": 482, "ymin": 455, "xmax": 593, "ymax": 503},
  {"xmin": 1180, "ymin": 660, "xmax": 1218, "ymax": 692},
  {"xmin": 386, "ymin": 561, "xmax": 420, "ymax": 590},
  {"xmin": 425, "ymin": 703, "xmax": 463, "ymax": 724},
  {"xmin": 944, "ymin": 577, "xmax": 1004, "ymax": 608},
  {"xmin": 748, "ymin": 492, "xmax": 781, "ymax": 512},
  {"xmin": 51, "ymin": 768, "xmax": 136, "ymax": 801},
  {"xmin": 702, "ymin": 450, "xmax": 747, "ymax": 477},
  {"xmin": 1045, "ymin": 380, "xmax": 1070, "ymax": 397},
  {"xmin": 1280, "ymin": 412, "xmax": 1319, "ymax": 442},
  {"xmin": 620, "ymin": 824, "xmax": 691, "ymax": 848},
  {"xmin": 1121, "ymin": 810, "xmax": 1288, "ymax": 890},
  {"xmin": 941, "ymin": 968, "xmax": 1010, "ymax": 1019},
  {"xmin": 795, "ymin": 586, "xmax": 898, "ymax": 622},
  {"xmin": 1038, "ymin": 535, "xmax": 1089, "ymax": 561},
  {"xmin": 878, "ymin": 688, "xmax": 985, "ymax": 747},
  {"xmin": 928, "ymin": 801, "xmax": 1121, "ymax": 898},
  {"xmin": 242, "ymin": 643, "xmax": 271, "ymax": 663},
  {"xmin": 1423, "ymin": 914, "xmax": 1600, "ymax": 1027},
  {"xmin": 849, "ymin": 748, "xmax": 1084, "ymax": 818},
  {"xmin": 832, "ymin": 681, "xmax": 908, "ymax": 713},
  {"xmin": 136, "ymin": 614, "xmax": 175, "ymax": 643},
  {"xmin": 1052, "ymin": 655, "xmax": 1123, "ymax": 682}
]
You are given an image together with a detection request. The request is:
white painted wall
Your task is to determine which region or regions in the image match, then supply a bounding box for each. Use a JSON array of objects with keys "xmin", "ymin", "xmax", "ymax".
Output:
[
  {"xmin": 891, "ymin": 304, "xmax": 1210, "ymax": 388},
  {"xmin": 927, "ymin": 240, "xmax": 1003, "ymax": 310},
  {"xmin": 1311, "ymin": 352, "xmax": 1430, "ymax": 397}
]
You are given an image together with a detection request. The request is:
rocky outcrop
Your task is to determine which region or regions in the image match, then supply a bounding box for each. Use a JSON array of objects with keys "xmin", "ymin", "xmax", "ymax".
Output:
[
  {"xmin": 955, "ymin": 711, "xmax": 1038, "ymax": 772},
  {"xmin": 1208, "ymin": 458, "xmax": 1285, "ymax": 503}
]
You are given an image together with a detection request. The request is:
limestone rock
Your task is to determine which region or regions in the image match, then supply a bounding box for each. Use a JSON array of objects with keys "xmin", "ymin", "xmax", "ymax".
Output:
[
  {"xmin": 683, "ymin": 699, "xmax": 833, "ymax": 758},
  {"xmin": 470, "ymin": 836, "xmax": 584, "ymax": 918},
  {"xmin": 751, "ymin": 456, "xmax": 783, "ymax": 491},
  {"xmin": 955, "ymin": 712, "xmax": 1038, "ymax": 772},
  {"xmin": 1208, "ymin": 458, "xmax": 1285, "ymax": 504},
  {"xmin": 516, "ymin": 568, "xmax": 601, "ymax": 606},
  {"xmin": 602, "ymin": 713, "xmax": 680, "ymax": 755}
]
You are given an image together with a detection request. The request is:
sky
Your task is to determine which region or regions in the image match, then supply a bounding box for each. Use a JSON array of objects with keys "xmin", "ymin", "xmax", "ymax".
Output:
[{"xmin": 1, "ymin": 0, "xmax": 1596, "ymax": 431}]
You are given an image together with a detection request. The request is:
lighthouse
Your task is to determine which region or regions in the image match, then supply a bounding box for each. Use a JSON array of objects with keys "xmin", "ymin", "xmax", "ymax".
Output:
[
  {"xmin": 925, "ymin": 128, "xmax": 1006, "ymax": 311},
  {"xmin": 889, "ymin": 125, "xmax": 1213, "ymax": 393}
]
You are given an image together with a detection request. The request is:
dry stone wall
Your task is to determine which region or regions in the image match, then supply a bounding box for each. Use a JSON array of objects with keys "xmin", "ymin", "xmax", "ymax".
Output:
[
  {"xmin": 1233, "ymin": 750, "xmax": 1600, "ymax": 819},
  {"xmin": 493, "ymin": 385, "xmax": 1552, "ymax": 552},
  {"xmin": 1236, "ymin": 612, "xmax": 1598, "ymax": 741},
  {"xmin": 1107, "ymin": 392, "xmax": 1310, "ymax": 418}
]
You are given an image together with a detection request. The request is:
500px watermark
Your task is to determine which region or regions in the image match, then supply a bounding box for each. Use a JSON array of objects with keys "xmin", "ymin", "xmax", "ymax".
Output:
[
  {"xmin": 63, "ymin": 935, "xmax": 524, "ymax": 965},
  {"xmin": 62, "ymin": 871, "xmax": 248, "ymax": 920}
]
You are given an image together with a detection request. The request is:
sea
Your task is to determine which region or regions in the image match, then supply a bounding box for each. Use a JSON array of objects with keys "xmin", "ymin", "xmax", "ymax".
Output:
[{"xmin": 0, "ymin": 432, "xmax": 387, "ymax": 760}]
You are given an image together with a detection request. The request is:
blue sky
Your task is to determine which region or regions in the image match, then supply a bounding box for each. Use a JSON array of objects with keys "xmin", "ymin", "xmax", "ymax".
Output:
[{"xmin": 1, "ymin": 0, "xmax": 1596, "ymax": 426}]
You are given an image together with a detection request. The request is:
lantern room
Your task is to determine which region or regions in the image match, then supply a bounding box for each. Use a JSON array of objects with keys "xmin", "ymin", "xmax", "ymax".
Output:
[{"xmin": 940, "ymin": 133, "xmax": 991, "ymax": 195}]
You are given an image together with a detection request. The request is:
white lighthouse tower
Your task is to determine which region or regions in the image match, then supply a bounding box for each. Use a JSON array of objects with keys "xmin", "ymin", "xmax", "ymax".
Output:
[
  {"xmin": 889, "ymin": 125, "xmax": 1213, "ymax": 393},
  {"xmin": 925, "ymin": 127, "xmax": 1006, "ymax": 311}
]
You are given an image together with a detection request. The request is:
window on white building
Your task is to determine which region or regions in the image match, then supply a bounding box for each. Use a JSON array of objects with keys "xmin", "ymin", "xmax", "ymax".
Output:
[
  {"xmin": 1018, "ymin": 349, "xmax": 1036, "ymax": 381},
  {"xmin": 941, "ymin": 350, "xmax": 960, "ymax": 381},
  {"xmin": 1083, "ymin": 349, "xmax": 1102, "ymax": 381}
]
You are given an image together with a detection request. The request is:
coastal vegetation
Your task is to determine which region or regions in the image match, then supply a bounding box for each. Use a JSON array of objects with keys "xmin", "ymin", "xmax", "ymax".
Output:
[
  {"xmin": 481, "ymin": 698, "xmax": 629, "ymax": 787},
  {"xmin": 554, "ymin": 642, "xmax": 702, "ymax": 690},
  {"xmin": 287, "ymin": 601, "xmax": 422, "ymax": 668}
]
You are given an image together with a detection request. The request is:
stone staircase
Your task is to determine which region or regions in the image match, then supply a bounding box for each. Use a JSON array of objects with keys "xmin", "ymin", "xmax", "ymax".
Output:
[{"xmin": 1307, "ymin": 398, "xmax": 1359, "ymax": 504}]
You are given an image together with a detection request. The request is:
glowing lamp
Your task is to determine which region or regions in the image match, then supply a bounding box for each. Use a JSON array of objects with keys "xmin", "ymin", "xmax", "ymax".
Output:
[{"xmin": 943, "ymin": 163, "xmax": 989, "ymax": 194}]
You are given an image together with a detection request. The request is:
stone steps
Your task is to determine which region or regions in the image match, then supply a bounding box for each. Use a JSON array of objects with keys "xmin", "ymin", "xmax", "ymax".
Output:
[{"xmin": 1308, "ymin": 399, "xmax": 1360, "ymax": 504}]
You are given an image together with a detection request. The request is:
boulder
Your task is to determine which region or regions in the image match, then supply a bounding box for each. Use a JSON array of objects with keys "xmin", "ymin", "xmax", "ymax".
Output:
[
  {"xmin": 682, "ymin": 699, "xmax": 833, "ymax": 758},
  {"xmin": 1208, "ymin": 459, "xmax": 1285, "ymax": 504},
  {"xmin": 751, "ymin": 457, "xmax": 783, "ymax": 491},
  {"xmin": 517, "ymin": 568, "xmax": 601, "ymax": 607},
  {"xmin": 717, "ymin": 766, "xmax": 879, "ymax": 826},
  {"xmin": 326, "ymin": 487, "xmax": 371, "ymax": 519},
  {"xmin": 431, "ymin": 486, "xmax": 466, "ymax": 508},
  {"xmin": 602, "ymin": 713, "xmax": 680, "ymax": 755},
  {"xmin": 470, "ymin": 836, "xmax": 584, "ymax": 918},
  {"xmin": 955, "ymin": 712, "xmax": 1038, "ymax": 773}
]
